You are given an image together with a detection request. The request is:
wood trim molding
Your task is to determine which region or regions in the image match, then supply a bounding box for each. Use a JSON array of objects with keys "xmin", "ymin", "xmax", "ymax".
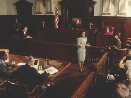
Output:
[{"xmin": 70, "ymin": 71, "xmax": 95, "ymax": 98}]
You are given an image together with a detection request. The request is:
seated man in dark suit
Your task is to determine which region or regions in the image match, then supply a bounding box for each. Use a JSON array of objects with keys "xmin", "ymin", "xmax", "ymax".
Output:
[
  {"xmin": 72, "ymin": 19, "xmax": 82, "ymax": 29},
  {"xmin": 19, "ymin": 27, "xmax": 32, "ymax": 39},
  {"xmin": 12, "ymin": 56, "xmax": 50, "ymax": 95},
  {"xmin": 0, "ymin": 51, "xmax": 17, "ymax": 83}
]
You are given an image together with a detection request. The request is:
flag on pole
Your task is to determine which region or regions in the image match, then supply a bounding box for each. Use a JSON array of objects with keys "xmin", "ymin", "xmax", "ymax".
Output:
[{"xmin": 54, "ymin": 7, "xmax": 59, "ymax": 28}]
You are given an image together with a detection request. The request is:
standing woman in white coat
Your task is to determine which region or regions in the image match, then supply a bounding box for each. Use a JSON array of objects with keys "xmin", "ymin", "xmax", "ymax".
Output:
[{"xmin": 77, "ymin": 31, "xmax": 90, "ymax": 73}]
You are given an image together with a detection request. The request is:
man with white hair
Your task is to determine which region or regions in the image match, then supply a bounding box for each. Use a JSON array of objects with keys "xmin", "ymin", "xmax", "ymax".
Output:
[{"xmin": 13, "ymin": 56, "xmax": 50, "ymax": 96}]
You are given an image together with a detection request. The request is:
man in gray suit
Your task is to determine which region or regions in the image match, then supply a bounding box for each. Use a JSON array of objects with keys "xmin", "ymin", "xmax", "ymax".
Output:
[{"xmin": 0, "ymin": 51, "xmax": 17, "ymax": 83}]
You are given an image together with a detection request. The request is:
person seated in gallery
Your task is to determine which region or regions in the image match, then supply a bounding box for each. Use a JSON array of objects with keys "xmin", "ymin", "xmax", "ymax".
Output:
[
  {"xmin": 113, "ymin": 34, "xmax": 121, "ymax": 49},
  {"xmin": 19, "ymin": 27, "xmax": 32, "ymax": 39},
  {"xmin": 72, "ymin": 19, "xmax": 82, "ymax": 29},
  {"xmin": 103, "ymin": 27, "xmax": 113, "ymax": 35},
  {"xmin": 12, "ymin": 56, "xmax": 52, "ymax": 95},
  {"xmin": 110, "ymin": 27, "xmax": 114, "ymax": 34},
  {"xmin": 0, "ymin": 51, "xmax": 18, "ymax": 83}
]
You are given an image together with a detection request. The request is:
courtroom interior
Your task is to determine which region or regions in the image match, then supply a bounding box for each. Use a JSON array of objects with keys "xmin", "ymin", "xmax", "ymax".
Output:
[{"xmin": 0, "ymin": 0, "xmax": 131, "ymax": 98}]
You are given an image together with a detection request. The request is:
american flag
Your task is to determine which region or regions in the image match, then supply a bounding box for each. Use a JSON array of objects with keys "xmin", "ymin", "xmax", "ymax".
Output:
[{"xmin": 54, "ymin": 9, "xmax": 59, "ymax": 28}]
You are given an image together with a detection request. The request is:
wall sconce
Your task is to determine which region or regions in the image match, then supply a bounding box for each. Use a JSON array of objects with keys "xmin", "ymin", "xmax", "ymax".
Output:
[{"xmin": 88, "ymin": 22, "xmax": 94, "ymax": 30}]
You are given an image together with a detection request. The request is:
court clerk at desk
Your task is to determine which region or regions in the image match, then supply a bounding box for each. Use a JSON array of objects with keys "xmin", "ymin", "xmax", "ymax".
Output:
[{"xmin": 19, "ymin": 27, "xmax": 32, "ymax": 39}]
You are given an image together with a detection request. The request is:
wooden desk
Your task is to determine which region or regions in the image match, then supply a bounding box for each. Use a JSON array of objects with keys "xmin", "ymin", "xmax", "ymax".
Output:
[{"xmin": 8, "ymin": 54, "xmax": 71, "ymax": 80}]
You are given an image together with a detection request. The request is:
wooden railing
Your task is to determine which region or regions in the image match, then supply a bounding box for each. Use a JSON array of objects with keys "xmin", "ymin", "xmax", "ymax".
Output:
[
  {"xmin": 87, "ymin": 46, "xmax": 127, "ymax": 67},
  {"xmin": 10, "ymin": 39, "xmax": 127, "ymax": 65},
  {"xmin": 70, "ymin": 72, "xmax": 96, "ymax": 98},
  {"xmin": 108, "ymin": 48, "xmax": 127, "ymax": 68},
  {"xmin": 86, "ymin": 46, "xmax": 109, "ymax": 63},
  {"xmin": 70, "ymin": 52, "xmax": 109, "ymax": 98}
]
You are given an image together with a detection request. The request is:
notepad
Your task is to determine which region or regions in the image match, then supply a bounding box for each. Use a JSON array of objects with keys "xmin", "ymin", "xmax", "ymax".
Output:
[{"xmin": 45, "ymin": 66, "xmax": 58, "ymax": 75}]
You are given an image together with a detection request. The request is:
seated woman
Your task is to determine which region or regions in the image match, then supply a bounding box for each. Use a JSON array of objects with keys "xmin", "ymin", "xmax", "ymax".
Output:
[{"xmin": 103, "ymin": 27, "xmax": 113, "ymax": 35}]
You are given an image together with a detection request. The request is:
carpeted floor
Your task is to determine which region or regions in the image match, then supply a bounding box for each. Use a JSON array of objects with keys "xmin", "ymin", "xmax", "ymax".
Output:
[
  {"xmin": 43, "ymin": 63, "xmax": 114, "ymax": 98},
  {"xmin": 43, "ymin": 63, "xmax": 89, "ymax": 98}
]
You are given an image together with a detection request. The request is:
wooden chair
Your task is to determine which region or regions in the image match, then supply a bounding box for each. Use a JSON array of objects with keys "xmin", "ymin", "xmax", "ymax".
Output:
[{"xmin": 6, "ymin": 81, "xmax": 42, "ymax": 98}]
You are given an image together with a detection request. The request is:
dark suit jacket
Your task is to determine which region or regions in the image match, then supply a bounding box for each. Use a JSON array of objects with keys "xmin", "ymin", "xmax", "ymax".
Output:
[
  {"xmin": 13, "ymin": 22, "xmax": 21, "ymax": 30},
  {"xmin": 13, "ymin": 64, "xmax": 48, "ymax": 92},
  {"xmin": 19, "ymin": 31, "xmax": 29, "ymax": 39},
  {"xmin": 0, "ymin": 59, "xmax": 15, "ymax": 82}
]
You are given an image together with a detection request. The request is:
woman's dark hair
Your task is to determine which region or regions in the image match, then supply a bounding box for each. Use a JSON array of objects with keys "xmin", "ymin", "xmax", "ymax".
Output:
[
  {"xmin": 0, "ymin": 51, "xmax": 6, "ymax": 59},
  {"xmin": 78, "ymin": 30, "xmax": 87, "ymax": 37},
  {"xmin": 114, "ymin": 34, "xmax": 119, "ymax": 36},
  {"xmin": 105, "ymin": 27, "xmax": 109, "ymax": 30},
  {"xmin": 114, "ymin": 32, "xmax": 121, "ymax": 37}
]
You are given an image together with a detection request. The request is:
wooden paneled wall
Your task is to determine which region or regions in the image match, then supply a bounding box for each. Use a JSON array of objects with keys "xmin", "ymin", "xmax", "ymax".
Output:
[
  {"xmin": 1, "ymin": 16, "xmax": 131, "ymax": 50},
  {"xmin": 0, "ymin": 16, "xmax": 131, "ymax": 39},
  {"xmin": 0, "ymin": 15, "xmax": 61, "ymax": 40},
  {"xmin": 91, "ymin": 16, "xmax": 131, "ymax": 45},
  {"xmin": 40, "ymin": 28, "xmax": 87, "ymax": 44}
]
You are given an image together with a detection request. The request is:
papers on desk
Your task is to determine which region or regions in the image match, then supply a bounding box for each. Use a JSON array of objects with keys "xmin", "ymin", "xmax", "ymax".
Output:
[
  {"xmin": 45, "ymin": 66, "xmax": 58, "ymax": 75},
  {"xmin": 17, "ymin": 63, "xmax": 25, "ymax": 66}
]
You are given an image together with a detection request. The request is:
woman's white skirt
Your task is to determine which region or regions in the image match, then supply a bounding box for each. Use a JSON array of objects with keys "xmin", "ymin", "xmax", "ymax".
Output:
[{"xmin": 77, "ymin": 52, "xmax": 86, "ymax": 61}]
